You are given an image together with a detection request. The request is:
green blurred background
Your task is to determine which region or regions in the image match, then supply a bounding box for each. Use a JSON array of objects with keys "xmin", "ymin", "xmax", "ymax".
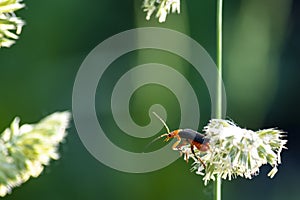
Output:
[{"xmin": 0, "ymin": 0, "xmax": 299, "ymax": 199}]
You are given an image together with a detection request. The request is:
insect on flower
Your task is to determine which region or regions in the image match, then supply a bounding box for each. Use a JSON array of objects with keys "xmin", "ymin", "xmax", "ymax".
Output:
[{"xmin": 145, "ymin": 112, "xmax": 210, "ymax": 167}]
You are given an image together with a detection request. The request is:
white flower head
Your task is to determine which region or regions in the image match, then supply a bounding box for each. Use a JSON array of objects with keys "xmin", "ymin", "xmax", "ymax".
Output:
[
  {"xmin": 178, "ymin": 119, "xmax": 287, "ymax": 185},
  {"xmin": 0, "ymin": 0, "xmax": 25, "ymax": 48},
  {"xmin": 0, "ymin": 111, "xmax": 71, "ymax": 197},
  {"xmin": 142, "ymin": 0, "xmax": 180, "ymax": 23}
]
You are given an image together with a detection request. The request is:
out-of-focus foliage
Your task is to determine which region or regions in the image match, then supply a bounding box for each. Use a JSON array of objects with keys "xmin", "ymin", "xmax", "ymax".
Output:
[
  {"xmin": 142, "ymin": 0, "xmax": 180, "ymax": 23},
  {"xmin": 224, "ymin": 0, "xmax": 292, "ymax": 126},
  {"xmin": 0, "ymin": 0, "xmax": 25, "ymax": 47},
  {"xmin": 0, "ymin": 112, "xmax": 70, "ymax": 197}
]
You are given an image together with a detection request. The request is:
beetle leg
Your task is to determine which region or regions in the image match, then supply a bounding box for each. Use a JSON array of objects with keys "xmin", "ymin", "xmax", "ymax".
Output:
[
  {"xmin": 176, "ymin": 139, "xmax": 188, "ymax": 149},
  {"xmin": 172, "ymin": 135, "xmax": 181, "ymax": 150},
  {"xmin": 190, "ymin": 144, "xmax": 206, "ymax": 168}
]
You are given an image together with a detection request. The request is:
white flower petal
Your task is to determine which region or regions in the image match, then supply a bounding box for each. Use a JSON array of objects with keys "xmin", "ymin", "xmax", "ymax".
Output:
[{"xmin": 174, "ymin": 119, "xmax": 286, "ymax": 185}]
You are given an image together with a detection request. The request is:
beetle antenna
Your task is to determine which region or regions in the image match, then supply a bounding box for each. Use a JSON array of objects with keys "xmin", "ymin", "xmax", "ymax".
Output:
[
  {"xmin": 143, "ymin": 112, "xmax": 170, "ymax": 153},
  {"xmin": 143, "ymin": 133, "xmax": 168, "ymax": 152},
  {"xmin": 152, "ymin": 112, "xmax": 170, "ymax": 134}
]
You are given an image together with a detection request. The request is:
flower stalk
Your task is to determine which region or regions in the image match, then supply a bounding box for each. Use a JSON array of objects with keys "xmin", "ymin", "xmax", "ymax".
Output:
[{"xmin": 215, "ymin": 0, "xmax": 223, "ymax": 199}]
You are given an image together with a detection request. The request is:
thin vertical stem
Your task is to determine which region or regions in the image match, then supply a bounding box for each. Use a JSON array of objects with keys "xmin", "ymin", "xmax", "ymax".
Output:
[
  {"xmin": 215, "ymin": 0, "xmax": 223, "ymax": 200},
  {"xmin": 216, "ymin": 0, "xmax": 223, "ymax": 120}
]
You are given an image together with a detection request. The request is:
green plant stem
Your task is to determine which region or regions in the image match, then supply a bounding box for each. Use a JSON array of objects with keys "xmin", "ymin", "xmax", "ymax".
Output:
[
  {"xmin": 216, "ymin": 0, "xmax": 223, "ymax": 119},
  {"xmin": 215, "ymin": 0, "xmax": 223, "ymax": 200}
]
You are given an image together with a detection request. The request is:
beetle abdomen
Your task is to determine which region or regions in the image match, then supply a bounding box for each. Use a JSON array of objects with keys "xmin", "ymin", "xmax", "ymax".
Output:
[{"xmin": 179, "ymin": 129, "xmax": 207, "ymax": 144}]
